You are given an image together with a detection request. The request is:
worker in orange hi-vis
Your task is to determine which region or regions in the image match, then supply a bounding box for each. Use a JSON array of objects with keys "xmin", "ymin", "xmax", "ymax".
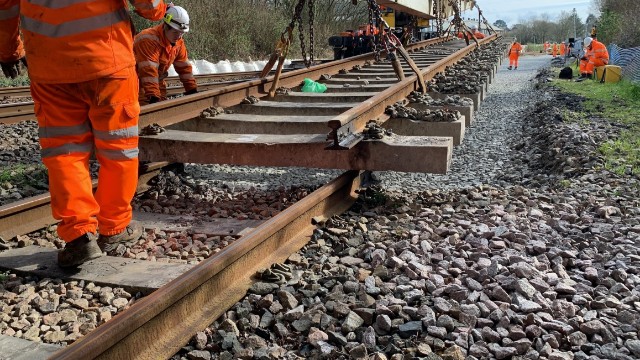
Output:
[
  {"xmin": 579, "ymin": 37, "xmax": 609, "ymax": 79},
  {"xmin": 0, "ymin": 0, "xmax": 167, "ymax": 268},
  {"xmin": 559, "ymin": 41, "xmax": 566, "ymax": 58},
  {"xmin": 471, "ymin": 25, "xmax": 485, "ymax": 39},
  {"xmin": 543, "ymin": 41, "xmax": 550, "ymax": 53},
  {"xmin": 508, "ymin": 39, "xmax": 523, "ymax": 70},
  {"xmin": 134, "ymin": 5, "xmax": 197, "ymax": 105},
  {"xmin": 552, "ymin": 43, "xmax": 558, "ymax": 57}
]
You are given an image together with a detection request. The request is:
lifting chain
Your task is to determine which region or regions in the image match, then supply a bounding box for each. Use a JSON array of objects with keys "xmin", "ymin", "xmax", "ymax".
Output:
[
  {"xmin": 260, "ymin": 0, "xmax": 315, "ymax": 97},
  {"xmin": 433, "ymin": 0, "xmax": 443, "ymax": 36},
  {"xmin": 366, "ymin": 0, "xmax": 383, "ymax": 61},
  {"xmin": 293, "ymin": 0, "xmax": 315, "ymax": 68}
]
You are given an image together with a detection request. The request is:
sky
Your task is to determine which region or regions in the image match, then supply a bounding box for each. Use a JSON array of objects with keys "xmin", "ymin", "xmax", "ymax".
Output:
[{"xmin": 461, "ymin": 0, "xmax": 597, "ymax": 27}]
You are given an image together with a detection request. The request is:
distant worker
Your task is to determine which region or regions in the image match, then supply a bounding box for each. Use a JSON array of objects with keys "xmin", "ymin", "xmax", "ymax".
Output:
[
  {"xmin": 552, "ymin": 42, "xmax": 558, "ymax": 58},
  {"xmin": 544, "ymin": 41, "xmax": 550, "ymax": 53},
  {"xmin": 508, "ymin": 39, "xmax": 523, "ymax": 70},
  {"xmin": 471, "ymin": 25, "xmax": 485, "ymax": 39},
  {"xmin": 134, "ymin": 5, "xmax": 198, "ymax": 105},
  {"xmin": 560, "ymin": 41, "xmax": 566, "ymax": 58},
  {"xmin": 0, "ymin": 0, "xmax": 167, "ymax": 268},
  {"xmin": 579, "ymin": 37, "xmax": 609, "ymax": 79}
]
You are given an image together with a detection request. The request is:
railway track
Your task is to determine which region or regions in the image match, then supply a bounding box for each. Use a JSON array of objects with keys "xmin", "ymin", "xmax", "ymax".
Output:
[
  {"xmin": 0, "ymin": 70, "xmax": 280, "ymax": 99},
  {"xmin": 0, "ymin": 35, "xmax": 509, "ymax": 359}
]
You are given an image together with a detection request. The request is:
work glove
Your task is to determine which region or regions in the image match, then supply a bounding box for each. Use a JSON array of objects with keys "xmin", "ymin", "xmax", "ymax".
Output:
[
  {"xmin": 184, "ymin": 88, "xmax": 198, "ymax": 96},
  {"xmin": 580, "ymin": 56, "xmax": 588, "ymax": 61},
  {"xmin": 1, "ymin": 57, "xmax": 26, "ymax": 79},
  {"xmin": 148, "ymin": 95, "xmax": 160, "ymax": 104}
]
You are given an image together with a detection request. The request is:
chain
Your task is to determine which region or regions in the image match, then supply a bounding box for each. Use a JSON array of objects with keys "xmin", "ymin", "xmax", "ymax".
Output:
[
  {"xmin": 366, "ymin": 0, "xmax": 384, "ymax": 61},
  {"xmin": 291, "ymin": 0, "xmax": 314, "ymax": 68},
  {"xmin": 433, "ymin": 0, "xmax": 443, "ymax": 36},
  {"xmin": 308, "ymin": 0, "xmax": 314, "ymax": 67}
]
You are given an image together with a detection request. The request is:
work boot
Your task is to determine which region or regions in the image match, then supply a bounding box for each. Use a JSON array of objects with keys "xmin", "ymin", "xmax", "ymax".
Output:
[
  {"xmin": 58, "ymin": 233, "xmax": 102, "ymax": 268},
  {"xmin": 507, "ymin": 66, "xmax": 512, "ymax": 70},
  {"xmin": 97, "ymin": 221, "xmax": 144, "ymax": 253},
  {"xmin": 514, "ymin": 66, "xmax": 518, "ymax": 70}
]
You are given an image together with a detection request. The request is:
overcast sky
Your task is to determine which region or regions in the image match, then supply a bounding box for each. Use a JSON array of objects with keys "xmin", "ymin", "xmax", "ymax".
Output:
[{"xmin": 461, "ymin": 0, "xmax": 597, "ymax": 26}]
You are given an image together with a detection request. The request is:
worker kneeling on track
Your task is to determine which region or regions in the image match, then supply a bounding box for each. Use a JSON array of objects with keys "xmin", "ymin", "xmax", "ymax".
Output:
[
  {"xmin": 579, "ymin": 37, "xmax": 609, "ymax": 79},
  {"xmin": 134, "ymin": 5, "xmax": 198, "ymax": 105},
  {"xmin": 0, "ymin": 0, "xmax": 168, "ymax": 268}
]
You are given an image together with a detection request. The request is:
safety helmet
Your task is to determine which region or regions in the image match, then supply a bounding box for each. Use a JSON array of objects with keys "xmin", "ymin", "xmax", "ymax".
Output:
[
  {"xmin": 164, "ymin": 6, "xmax": 189, "ymax": 33},
  {"xmin": 470, "ymin": 25, "xmax": 477, "ymax": 30},
  {"xmin": 583, "ymin": 37, "xmax": 593, "ymax": 47}
]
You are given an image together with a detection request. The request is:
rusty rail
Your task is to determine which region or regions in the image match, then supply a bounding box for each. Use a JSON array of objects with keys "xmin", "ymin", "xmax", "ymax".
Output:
[
  {"xmin": 50, "ymin": 170, "xmax": 361, "ymax": 360},
  {"xmin": 0, "ymin": 162, "xmax": 169, "ymax": 240}
]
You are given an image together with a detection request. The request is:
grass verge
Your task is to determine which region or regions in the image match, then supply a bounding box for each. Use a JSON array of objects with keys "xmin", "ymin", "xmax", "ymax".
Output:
[{"xmin": 551, "ymin": 72, "xmax": 640, "ymax": 175}]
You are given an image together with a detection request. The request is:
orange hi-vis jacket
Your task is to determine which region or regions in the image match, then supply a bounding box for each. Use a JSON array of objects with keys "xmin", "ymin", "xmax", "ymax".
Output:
[
  {"xmin": 473, "ymin": 30, "xmax": 485, "ymax": 39},
  {"xmin": 510, "ymin": 42, "xmax": 523, "ymax": 56},
  {"xmin": 583, "ymin": 39, "xmax": 609, "ymax": 74},
  {"xmin": 0, "ymin": 1, "xmax": 24, "ymax": 63},
  {"xmin": 586, "ymin": 39, "xmax": 609, "ymax": 65},
  {"xmin": 560, "ymin": 43, "xmax": 566, "ymax": 56},
  {"xmin": 134, "ymin": 24, "xmax": 197, "ymax": 100},
  {"xmin": 0, "ymin": 0, "xmax": 167, "ymax": 83}
]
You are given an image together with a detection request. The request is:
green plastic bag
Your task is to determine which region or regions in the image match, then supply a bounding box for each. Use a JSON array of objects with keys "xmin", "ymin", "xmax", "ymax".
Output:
[{"xmin": 301, "ymin": 78, "xmax": 327, "ymax": 93}]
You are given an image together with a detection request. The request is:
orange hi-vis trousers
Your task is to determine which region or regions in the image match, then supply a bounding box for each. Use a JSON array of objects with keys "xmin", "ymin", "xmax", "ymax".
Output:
[
  {"xmin": 31, "ymin": 67, "xmax": 140, "ymax": 242},
  {"xmin": 509, "ymin": 53, "xmax": 520, "ymax": 67}
]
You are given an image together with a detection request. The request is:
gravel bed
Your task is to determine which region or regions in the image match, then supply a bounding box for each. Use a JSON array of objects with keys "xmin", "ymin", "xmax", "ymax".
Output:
[
  {"xmin": 0, "ymin": 274, "xmax": 138, "ymax": 344},
  {"xmin": 167, "ymin": 56, "xmax": 640, "ymax": 360}
]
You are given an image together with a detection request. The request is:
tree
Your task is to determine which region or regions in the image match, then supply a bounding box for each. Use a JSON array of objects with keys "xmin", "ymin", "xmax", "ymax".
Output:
[
  {"xmin": 592, "ymin": 0, "xmax": 640, "ymax": 46},
  {"xmin": 493, "ymin": 19, "xmax": 507, "ymax": 29}
]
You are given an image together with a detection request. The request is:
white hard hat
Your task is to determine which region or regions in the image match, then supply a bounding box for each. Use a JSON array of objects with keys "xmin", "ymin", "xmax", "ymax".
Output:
[
  {"xmin": 470, "ymin": 25, "xmax": 477, "ymax": 30},
  {"xmin": 164, "ymin": 6, "xmax": 189, "ymax": 33},
  {"xmin": 583, "ymin": 37, "xmax": 593, "ymax": 47}
]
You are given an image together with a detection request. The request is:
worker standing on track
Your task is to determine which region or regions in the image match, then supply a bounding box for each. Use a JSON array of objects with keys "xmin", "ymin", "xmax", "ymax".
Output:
[
  {"xmin": 560, "ymin": 41, "xmax": 566, "ymax": 58},
  {"xmin": 579, "ymin": 37, "xmax": 609, "ymax": 79},
  {"xmin": 508, "ymin": 39, "xmax": 523, "ymax": 70},
  {"xmin": 0, "ymin": 0, "xmax": 167, "ymax": 268},
  {"xmin": 544, "ymin": 41, "xmax": 550, "ymax": 54},
  {"xmin": 134, "ymin": 5, "xmax": 197, "ymax": 105},
  {"xmin": 552, "ymin": 42, "xmax": 558, "ymax": 58}
]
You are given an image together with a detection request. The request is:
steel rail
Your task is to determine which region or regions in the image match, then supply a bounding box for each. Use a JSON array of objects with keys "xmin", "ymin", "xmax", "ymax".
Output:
[
  {"xmin": 50, "ymin": 170, "xmax": 361, "ymax": 360},
  {"xmin": 0, "ymin": 70, "xmax": 281, "ymax": 99},
  {"xmin": 0, "ymin": 162, "xmax": 170, "ymax": 240}
]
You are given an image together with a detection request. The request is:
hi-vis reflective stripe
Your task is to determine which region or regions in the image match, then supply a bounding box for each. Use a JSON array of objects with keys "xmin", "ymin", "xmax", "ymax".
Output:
[
  {"xmin": 96, "ymin": 147, "xmax": 139, "ymax": 160},
  {"xmin": 0, "ymin": 4, "xmax": 19, "ymax": 20},
  {"xmin": 137, "ymin": 61, "xmax": 159, "ymax": 69},
  {"xmin": 134, "ymin": 34, "xmax": 161, "ymax": 44},
  {"xmin": 140, "ymin": 76, "xmax": 159, "ymax": 83},
  {"xmin": 94, "ymin": 125, "xmax": 138, "ymax": 141},
  {"xmin": 21, "ymin": 8, "xmax": 129, "ymax": 38},
  {"xmin": 38, "ymin": 123, "xmax": 91, "ymax": 139},
  {"xmin": 41, "ymin": 142, "xmax": 93, "ymax": 158},
  {"xmin": 179, "ymin": 73, "xmax": 194, "ymax": 80},
  {"xmin": 131, "ymin": 0, "xmax": 161, "ymax": 10},
  {"xmin": 28, "ymin": 0, "xmax": 95, "ymax": 9}
]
